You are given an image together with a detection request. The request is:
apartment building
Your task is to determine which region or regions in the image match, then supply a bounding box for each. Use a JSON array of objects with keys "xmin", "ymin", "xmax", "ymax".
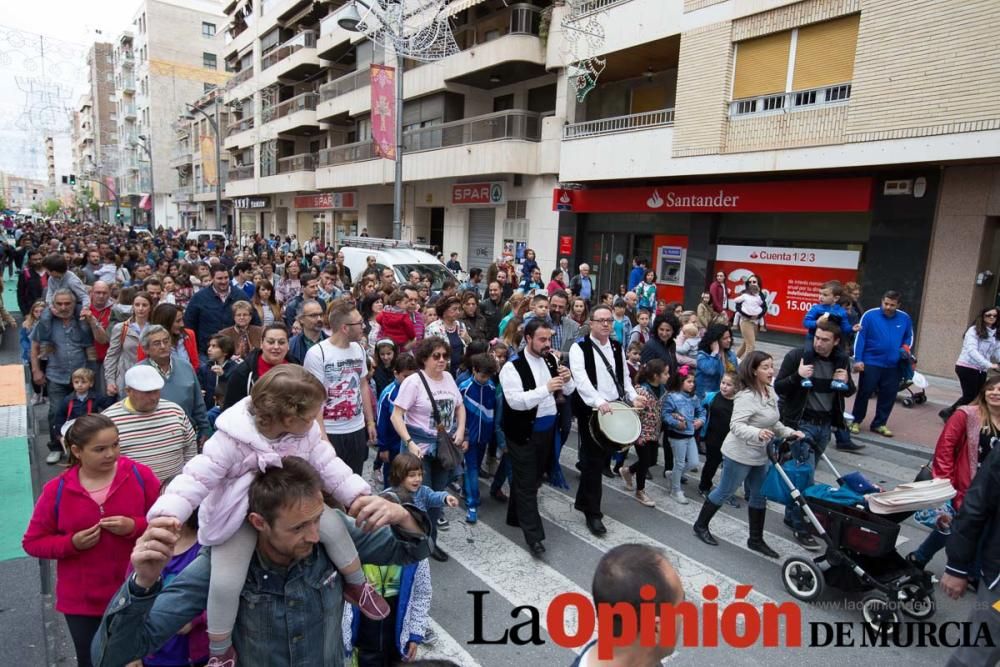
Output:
[
  {"xmin": 113, "ymin": 0, "xmax": 229, "ymax": 228},
  {"xmin": 547, "ymin": 0, "xmax": 1000, "ymax": 375},
  {"xmin": 71, "ymin": 98, "xmax": 96, "ymax": 183},
  {"xmin": 170, "ymin": 86, "xmax": 233, "ymax": 229},
  {"xmin": 87, "ymin": 43, "xmax": 118, "ymax": 168},
  {"xmin": 220, "ymin": 0, "xmax": 561, "ymax": 274},
  {"xmin": 0, "ymin": 172, "xmax": 47, "ymax": 211}
]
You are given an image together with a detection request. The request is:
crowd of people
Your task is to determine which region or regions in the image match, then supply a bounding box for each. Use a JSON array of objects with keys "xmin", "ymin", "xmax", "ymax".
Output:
[{"xmin": 8, "ymin": 219, "xmax": 1000, "ymax": 667}]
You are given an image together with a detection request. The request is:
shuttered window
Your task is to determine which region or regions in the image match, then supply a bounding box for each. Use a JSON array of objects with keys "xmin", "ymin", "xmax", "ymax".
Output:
[
  {"xmin": 732, "ymin": 32, "xmax": 791, "ymax": 99},
  {"xmin": 792, "ymin": 14, "xmax": 860, "ymax": 90}
]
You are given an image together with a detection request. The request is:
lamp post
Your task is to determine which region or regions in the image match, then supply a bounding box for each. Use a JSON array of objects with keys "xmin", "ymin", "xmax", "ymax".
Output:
[
  {"xmin": 337, "ymin": 1, "xmax": 458, "ymax": 241},
  {"xmin": 135, "ymin": 134, "xmax": 155, "ymax": 228},
  {"xmin": 183, "ymin": 95, "xmax": 225, "ymax": 235}
]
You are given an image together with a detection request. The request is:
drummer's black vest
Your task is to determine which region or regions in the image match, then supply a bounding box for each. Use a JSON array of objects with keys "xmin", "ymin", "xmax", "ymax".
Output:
[
  {"xmin": 502, "ymin": 353, "xmax": 558, "ymax": 444},
  {"xmin": 571, "ymin": 338, "xmax": 625, "ymax": 417}
]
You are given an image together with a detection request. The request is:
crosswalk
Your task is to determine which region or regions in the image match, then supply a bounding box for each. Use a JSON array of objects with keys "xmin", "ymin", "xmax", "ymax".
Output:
[{"xmin": 360, "ymin": 433, "xmax": 961, "ymax": 667}]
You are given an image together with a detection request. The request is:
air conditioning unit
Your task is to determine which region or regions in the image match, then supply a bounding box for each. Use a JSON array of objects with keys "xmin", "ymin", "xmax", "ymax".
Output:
[{"xmin": 883, "ymin": 179, "xmax": 913, "ymax": 196}]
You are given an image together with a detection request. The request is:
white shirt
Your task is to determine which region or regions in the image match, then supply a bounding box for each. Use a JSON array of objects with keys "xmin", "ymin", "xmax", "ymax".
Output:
[
  {"xmin": 303, "ymin": 339, "xmax": 367, "ymax": 435},
  {"xmin": 569, "ymin": 335, "xmax": 637, "ymax": 409},
  {"xmin": 499, "ymin": 349, "xmax": 575, "ymax": 418}
]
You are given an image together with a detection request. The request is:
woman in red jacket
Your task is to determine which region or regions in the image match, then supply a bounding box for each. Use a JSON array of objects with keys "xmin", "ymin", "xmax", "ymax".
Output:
[
  {"xmin": 23, "ymin": 414, "xmax": 160, "ymax": 667},
  {"xmin": 138, "ymin": 303, "xmax": 200, "ymax": 371},
  {"xmin": 908, "ymin": 376, "xmax": 1000, "ymax": 571}
]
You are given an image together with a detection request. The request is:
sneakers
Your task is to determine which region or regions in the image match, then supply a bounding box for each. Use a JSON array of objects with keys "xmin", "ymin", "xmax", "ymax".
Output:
[
  {"xmin": 45, "ymin": 451, "xmax": 62, "ymax": 465},
  {"xmin": 871, "ymin": 425, "xmax": 894, "ymax": 437},
  {"xmin": 849, "ymin": 423, "xmax": 860, "ymax": 435},
  {"xmin": 794, "ymin": 531, "xmax": 822, "ymax": 551},
  {"xmin": 800, "ymin": 378, "xmax": 813, "ymax": 389},
  {"xmin": 672, "ymin": 491, "xmax": 689, "ymax": 505},
  {"xmin": 465, "ymin": 508, "xmax": 478, "ymax": 524},
  {"xmin": 619, "ymin": 466, "xmax": 635, "ymax": 491},
  {"xmin": 436, "ymin": 516, "xmax": 450, "ymax": 531},
  {"xmin": 836, "ymin": 441, "xmax": 866, "ymax": 452},
  {"xmin": 830, "ymin": 380, "xmax": 849, "ymax": 392},
  {"xmin": 207, "ymin": 646, "xmax": 238, "ymax": 667},
  {"xmin": 343, "ymin": 581, "xmax": 391, "ymax": 620},
  {"xmin": 635, "ymin": 490, "xmax": 655, "ymax": 507}
]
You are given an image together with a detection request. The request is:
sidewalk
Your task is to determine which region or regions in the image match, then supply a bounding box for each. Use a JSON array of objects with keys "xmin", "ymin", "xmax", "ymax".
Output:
[{"xmin": 750, "ymin": 338, "xmax": 957, "ymax": 452}]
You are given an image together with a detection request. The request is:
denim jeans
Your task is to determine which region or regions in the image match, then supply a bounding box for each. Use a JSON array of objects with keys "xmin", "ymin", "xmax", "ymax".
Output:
[
  {"xmin": 707, "ymin": 456, "xmax": 768, "ymax": 510},
  {"xmin": 669, "ymin": 436, "xmax": 699, "ymax": 493},
  {"xmin": 463, "ymin": 439, "xmax": 489, "ymax": 509},
  {"xmin": 913, "ymin": 529, "xmax": 949, "ymax": 565},
  {"xmin": 786, "ymin": 422, "xmax": 830, "ymax": 530},
  {"xmin": 852, "ymin": 364, "xmax": 901, "ymax": 429}
]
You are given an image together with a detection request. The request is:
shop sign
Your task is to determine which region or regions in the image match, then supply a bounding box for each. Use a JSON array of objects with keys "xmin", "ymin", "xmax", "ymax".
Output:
[
  {"xmin": 233, "ymin": 196, "xmax": 270, "ymax": 209},
  {"xmin": 452, "ymin": 182, "xmax": 505, "ymax": 206},
  {"xmin": 551, "ymin": 178, "xmax": 873, "ymax": 214},
  {"xmin": 558, "ymin": 235, "xmax": 573, "ymax": 255},
  {"xmin": 293, "ymin": 192, "xmax": 358, "ymax": 210},
  {"xmin": 714, "ymin": 244, "xmax": 861, "ymax": 335}
]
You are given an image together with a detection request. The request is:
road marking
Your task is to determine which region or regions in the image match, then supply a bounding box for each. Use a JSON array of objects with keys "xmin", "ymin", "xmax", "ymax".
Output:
[{"xmin": 418, "ymin": 618, "xmax": 482, "ymax": 666}]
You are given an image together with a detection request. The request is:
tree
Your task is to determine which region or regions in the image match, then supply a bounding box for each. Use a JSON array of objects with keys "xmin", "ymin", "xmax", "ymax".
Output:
[
  {"xmin": 76, "ymin": 186, "xmax": 98, "ymax": 218},
  {"xmin": 35, "ymin": 199, "xmax": 62, "ymax": 217}
]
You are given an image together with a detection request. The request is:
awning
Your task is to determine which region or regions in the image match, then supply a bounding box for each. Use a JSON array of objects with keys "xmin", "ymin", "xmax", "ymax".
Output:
[
  {"xmin": 139, "ymin": 194, "xmax": 152, "ymax": 211},
  {"xmin": 446, "ymin": 0, "xmax": 486, "ymax": 16}
]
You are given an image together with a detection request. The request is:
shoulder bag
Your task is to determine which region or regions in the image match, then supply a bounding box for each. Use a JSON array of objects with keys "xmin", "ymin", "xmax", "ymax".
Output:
[{"xmin": 416, "ymin": 371, "xmax": 463, "ymax": 470}]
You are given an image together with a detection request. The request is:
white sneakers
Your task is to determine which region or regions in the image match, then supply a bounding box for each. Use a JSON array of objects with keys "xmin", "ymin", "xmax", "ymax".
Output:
[
  {"xmin": 45, "ymin": 451, "xmax": 62, "ymax": 465},
  {"xmin": 672, "ymin": 490, "xmax": 690, "ymax": 505}
]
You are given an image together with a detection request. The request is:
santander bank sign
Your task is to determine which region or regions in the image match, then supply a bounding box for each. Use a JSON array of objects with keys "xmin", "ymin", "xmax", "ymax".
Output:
[{"xmin": 552, "ymin": 178, "xmax": 873, "ymax": 214}]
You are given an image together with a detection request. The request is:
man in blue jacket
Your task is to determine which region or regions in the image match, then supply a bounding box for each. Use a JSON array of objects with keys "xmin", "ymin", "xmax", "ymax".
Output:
[
  {"xmin": 183, "ymin": 265, "xmax": 257, "ymax": 365},
  {"xmin": 850, "ymin": 290, "xmax": 913, "ymax": 438}
]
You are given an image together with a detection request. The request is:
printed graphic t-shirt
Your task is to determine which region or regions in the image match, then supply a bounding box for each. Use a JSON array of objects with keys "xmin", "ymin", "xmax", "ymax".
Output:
[
  {"xmin": 304, "ymin": 340, "xmax": 367, "ymax": 435},
  {"xmin": 394, "ymin": 371, "xmax": 462, "ymax": 454}
]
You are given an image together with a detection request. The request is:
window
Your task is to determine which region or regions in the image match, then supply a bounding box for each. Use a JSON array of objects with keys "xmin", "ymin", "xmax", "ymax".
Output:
[
  {"xmin": 203, "ymin": 52, "xmax": 217, "ymax": 70},
  {"xmin": 202, "ymin": 22, "xmax": 216, "ymax": 37},
  {"xmin": 732, "ymin": 32, "xmax": 791, "ymax": 100},
  {"xmin": 507, "ymin": 200, "xmax": 527, "ymax": 219},
  {"xmin": 792, "ymin": 15, "xmax": 860, "ymax": 91},
  {"xmin": 204, "ymin": 83, "xmax": 216, "ymax": 93}
]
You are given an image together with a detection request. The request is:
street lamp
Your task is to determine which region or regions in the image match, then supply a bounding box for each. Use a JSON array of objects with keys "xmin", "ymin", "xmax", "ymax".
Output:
[
  {"xmin": 134, "ymin": 134, "xmax": 155, "ymax": 228},
  {"xmin": 182, "ymin": 95, "xmax": 225, "ymax": 236},
  {"xmin": 337, "ymin": 0, "xmax": 458, "ymax": 240}
]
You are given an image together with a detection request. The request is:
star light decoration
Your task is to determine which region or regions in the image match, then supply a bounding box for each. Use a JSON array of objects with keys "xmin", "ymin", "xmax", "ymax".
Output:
[
  {"xmin": 560, "ymin": 1, "xmax": 609, "ymax": 102},
  {"xmin": 352, "ymin": 0, "xmax": 460, "ymax": 62}
]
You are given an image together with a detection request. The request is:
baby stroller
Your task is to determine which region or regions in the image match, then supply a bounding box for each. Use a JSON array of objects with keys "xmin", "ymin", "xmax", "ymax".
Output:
[
  {"xmin": 767, "ymin": 437, "xmax": 937, "ymax": 632},
  {"xmin": 896, "ymin": 349, "xmax": 928, "ymax": 408}
]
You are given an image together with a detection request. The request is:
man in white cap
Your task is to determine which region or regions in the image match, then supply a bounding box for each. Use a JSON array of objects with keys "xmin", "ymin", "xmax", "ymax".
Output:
[{"xmin": 102, "ymin": 365, "xmax": 197, "ymax": 481}]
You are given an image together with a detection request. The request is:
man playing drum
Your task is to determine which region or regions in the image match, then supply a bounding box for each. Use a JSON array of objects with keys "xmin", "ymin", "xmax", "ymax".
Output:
[
  {"xmin": 570, "ymin": 305, "xmax": 647, "ymax": 536},
  {"xmin": 499, "ymin": 320, "xmax": 575, "ymax": 556}
]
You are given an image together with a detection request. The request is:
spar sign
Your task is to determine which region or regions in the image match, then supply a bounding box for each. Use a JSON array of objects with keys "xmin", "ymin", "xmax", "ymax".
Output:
[{"xmin": 715, "ymin": 245, "xmax": 861, "ymax": 335}]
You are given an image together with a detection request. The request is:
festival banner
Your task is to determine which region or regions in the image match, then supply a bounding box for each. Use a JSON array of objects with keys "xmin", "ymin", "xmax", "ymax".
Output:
[
  {"xmin": 370, "ymin": 64, "xmax": 396, "ymax": 159},
  {"xmin": 200, "ymin": 135, "xmax": 218, "ymax": 186},
  {"xmin": 714, "ymin": 244, "xmax": 861, "ymax": 335}
]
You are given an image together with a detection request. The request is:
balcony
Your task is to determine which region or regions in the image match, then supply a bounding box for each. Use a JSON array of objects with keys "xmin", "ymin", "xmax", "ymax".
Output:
[
  {"xmin": 259, "ymin": 152, "xmax": 317, "ymax": 193},
  {"xmin": 316, "ymin": 110, "xmax": 543, "ymax": 188},
  {"xmin": 563, "ymin": 108, "xmax": 674, "ymax": 140},
  {"xmin": 556, "ymin": 0, "xmax": 680, "ymax": 59},
  {"xmin": 228, "ymin": 165, "xmax": 254, "ymax": 181},
  {"xmin": 317, "ymin": 4, "xmax": 354, "ymax": 60},
  {"xmin": 277, "ymin": 152, "xmax": 317, "ymax": 173},
  {"xmin": 169, "ymin": 147, "xmax": 193, "ymax": 168},
  {"xmin": 123, "ymin": 103, "xmax": 137, "ymax": 120},
  {"xmin": 121, "ymin": 75, "xmax": 136, "ymax": 93},
  {"xmin": 259, "ymin": 31, "xmax": 320, "ymax": 86},
  {"xmin": 560, "ymin": 110, "xmax": 675, "ymax": 182},
  {"xmin": 223, "ymin": 117, "xmax": 255, "ymax": 150},
  {"xmin": 225, "ymin": 164, "xmax": 255, "ymax": 197},
  {"xmin": 261, "ymin": 91, "xmax": 320, "ymax": 135},
  {"xmin": 174, "ymin": 185, "xmax": 193, "ymax": 202},
  {"xmin": 194, "ymin": 174, "xmax": 228, "ymax": 201},
  {"xmin": 121, "ymin": 51, "xmax": 135, "ymax": 68},
  {"xmin": 225, "ymin": 67, "xmax": 254, "ymax": 91}
]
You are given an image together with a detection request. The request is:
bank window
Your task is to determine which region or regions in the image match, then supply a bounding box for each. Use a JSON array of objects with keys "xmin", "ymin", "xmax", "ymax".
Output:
[
  {"xmin": 203, "ymin": 52, "xmax": 217, "ymax": 70},
  {"xmin": 202, "ymin": 22, "xmax": 216, "ymax": 37},
  {"xmin": 730, "ymin": 14, "xmax": 859, "ymax": 117},
  {"xmin": 507, "ymin": 200, "xmax": 527, "ymax": 219}
]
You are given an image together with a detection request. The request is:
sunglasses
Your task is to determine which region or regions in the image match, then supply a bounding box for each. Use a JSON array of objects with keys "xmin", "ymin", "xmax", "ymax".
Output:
[{"xmin": 431, "ymin": 352, "xmax": 448, "ymax": 360}]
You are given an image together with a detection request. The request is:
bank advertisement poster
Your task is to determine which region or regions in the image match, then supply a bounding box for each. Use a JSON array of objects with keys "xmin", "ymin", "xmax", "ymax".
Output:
[{"xmin": 714, "ymin": 245, "xmax": 861, "ymax": 334}]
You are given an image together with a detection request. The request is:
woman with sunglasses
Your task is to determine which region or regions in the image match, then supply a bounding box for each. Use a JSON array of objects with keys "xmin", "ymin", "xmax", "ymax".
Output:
[
  {"xmin": 734, "ymin": 274, "xmax": 766, "ymax": 360},
  {"xmin": 940, "ymin": 307, "xmax": 1000, "ymax": 422},
  {"xmin": 391, "ymin": 337, "xmax": 467, "ymax": 562}
]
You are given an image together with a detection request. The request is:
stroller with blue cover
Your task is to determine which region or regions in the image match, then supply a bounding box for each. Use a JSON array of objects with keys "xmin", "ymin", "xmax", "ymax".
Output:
[{"xmin": 765, "ymin": 436, "xmax": 937, "ymax": 631}]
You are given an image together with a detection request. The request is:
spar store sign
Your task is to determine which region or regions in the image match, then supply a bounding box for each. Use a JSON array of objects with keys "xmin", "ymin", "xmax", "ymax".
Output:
[
  {"xmin": 453, "ymin": 182, "xmax": 506, "ymax": 206},
  {"xmin": 715, "ymin": 245, "xmax": 861, "ymax": 335}
]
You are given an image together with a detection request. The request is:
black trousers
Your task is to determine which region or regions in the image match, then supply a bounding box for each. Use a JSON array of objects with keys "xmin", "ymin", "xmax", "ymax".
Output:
[
  {"xmin": 700, "ymin": 438, "xmax": 724, "ymax": 492},
  {"xmin": 355, "ymin": 594, "xmax": 402, "ymax": 666},
  {"xmin": 574, "ymin": 412, "xmax": 609, "ymax": 519},
  {"xmin": 628, "ymin": 441, "xmax": 658, "ymax": 491},
  {"xmin": 65, "ymin": 614, "xmax": 102, "ymax": 667},
  {"xmin": 506, "ymin": 426, "xmax": 555, "ymax": 545},
  {"xmin": 951, "ymin": 365, "xmax": 987, "ymax": 412},
  {"xmin": 330, "ymin": 427, "xmax": 369, "ymax": 476},
  {"xmin": 660, "ymin": 429, "xmax": 674, "ymax": 472}
]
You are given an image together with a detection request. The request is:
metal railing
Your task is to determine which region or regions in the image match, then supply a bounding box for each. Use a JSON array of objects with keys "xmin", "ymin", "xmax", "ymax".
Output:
[
  {"xmin": 228, "ymin": 165, "xmax": 254, "ymax": 181},
  {"xmin": 453, "ymin": 4, "xmax": 541, "ymax": 50},
  {"xmin": 226, "ymin": 67, "xmax": 254, "ymax": 90},
  {"xmin": 563, "ymin": 108, "xmax": 674, "ymax": 140},
  {"xmin": 225, "ymin": 117, "xmax": 254, "ymax": 137},
  {"xmin": 567, "ymin": 0, "xmax": 633, "ymax": 18},
  {"xmin": 121, "ymin": 75, "xmax": 136, "ymax": 92},
  {"xmin": 729, "ymin": 83, "xmax": 852, "ymax": 118},
  {"xmin": 263, "ymin": 91, "xmax": 319, "ymax": 122},
  {"xmin": 171, "ymin": 147, "xmax": 193, "ymax": 162},
  {"xmin": 174, "ymin": 185, "xmax": 193, "ymax": 201},
  {"xmin": 318, "ymin": 109, "xmax": 541, "ymax": 166},
  {"xmin": 277, "ymin": 152, "xmax": 318, "ymax": 173},
  {"xmin": 123, "ymin": 103, "xmax": 137, "ymax": 118},
  {"xmin": 261, "ymin": 30, "xmax": 318, "ymax": 70},
  {"xmin": 319, "ymin": 68, "xmax": 370, "ymax": 102},
  {"xmin": 121, "ymin": 51, "xmax": 135, "ymax": 67},
  {"xmin": 196, "ymin": 175, "xmax": 226, "ymax": 193}
]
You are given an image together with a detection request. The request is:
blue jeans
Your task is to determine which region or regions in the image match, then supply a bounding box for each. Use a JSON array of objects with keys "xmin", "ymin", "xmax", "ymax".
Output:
[
  {"xmin": 463, "ymin": 439, "xmax": 489, "ymax": 509},
  {"xmin": 708, "ymin": 456, "xmax": 768, "ymax": 510},
  {"xmin": 913, "ymin": 529, "xmax": 949, "ymax": 565},
  {"xmin": 669, "ymin": 436, "xmax": 699, "ymax": 492},
  {"xmin": 852, "ymin": 364, "xmax": 900, "ymax": 429},
  {"xmin": 786, "ymin": 422, "xmax": 830, "ymax": 530}
]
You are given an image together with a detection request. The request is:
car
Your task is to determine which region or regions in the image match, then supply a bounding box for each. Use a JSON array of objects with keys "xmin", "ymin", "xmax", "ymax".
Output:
[
  {"xmin": 338, "ymin": 236, "xmax": 455, "ymax": 290},
  {"xmin": 185, "ymin": 229, "xmax": 229, "ymax": 248}
]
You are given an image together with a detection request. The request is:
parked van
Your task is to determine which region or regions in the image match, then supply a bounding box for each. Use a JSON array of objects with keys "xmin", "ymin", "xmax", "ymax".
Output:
[
  {"xmin": 185, "ymin": 229, "xmax": 229, "ymax": 248},
  {"xmin": 338, "ymin": 236, "xmax": 455, "ymax": 290}
]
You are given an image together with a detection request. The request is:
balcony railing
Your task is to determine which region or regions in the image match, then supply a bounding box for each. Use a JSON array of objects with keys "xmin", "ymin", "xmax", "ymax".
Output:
[
  {"xmin": 729, "ymin": 83, "xmax": 852, "ymax": 118},
  {"xmin": 228, "ymin": 165, "xmax": 254, "ymax": 181},
  {"xmin": 263, "ymin": 91, "xmax": 318, "ymax": 122},
  {"xmin": 172, "ymin": 147, "xmax": 193, "ymax": 162},
  {"xmin": 196, "ymin": 175, "xmax": 226, "ymax": 193},
  {"xmin": 319, "ymin": 68, "xmax": 370, "ymax": 102},
  {"xmin": 174, "ymin": 185, "xmax": 193, "ymax": 201},
  {"xmin": 123, "ymin": 104, "xmax": 137, "ymax": 119},
  {"xmin": 277, "ymin": 152, "xmax": 318, "ymax": 173},
  {"xmin": 567, "ymin": 0, "xmax": 633, "ymax": 17},
  {"xmin": 261, "ymin": 31, "xmax": 318, "ymax": 70},
  {"xmin": 121, "ymin": 51, "xmax": 135, "ymax": 67},
  {"xmin": 452, "ymin": 4, "xmax": 541, "ymax": 50},
  {"xmin": 318, "ymin": 109, "xmax": 541, "ymax": 166},
  {"xmin": 121, "ymin": 75, "xmax": 136, "ymax": 92},
  {"xmin": 225, "ymin": 117, "xmax": 254, "ymax": 137},
  {"xmin": 226, "ymin": 67, "xmax": 254, "ymax": 90},
  {"xmin": 563, "ymin": 108, "xmax": 675, "ymax": 140}
]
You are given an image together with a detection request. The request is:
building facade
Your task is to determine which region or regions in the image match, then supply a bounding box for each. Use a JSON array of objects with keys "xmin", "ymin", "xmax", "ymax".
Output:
[
  {"xmin": 0, "ymin": 172, "xmax": 48, "ymax": 211},
  {"xmin": 113, "ymin": 0, "xmax": 229, "ymax": 228},
  {"xmin": 170, "ymin": 86, "xmax": 233, "ymax": 229}
]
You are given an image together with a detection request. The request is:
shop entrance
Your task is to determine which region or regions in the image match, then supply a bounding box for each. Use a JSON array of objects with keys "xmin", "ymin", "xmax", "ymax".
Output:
[
  {"xmin": 585, "ymin": 233, "xmax": 653, "ymax": 295},
  {"xmin": 467, "ymin": 208, "xmax": 495, "ymax": 273}
]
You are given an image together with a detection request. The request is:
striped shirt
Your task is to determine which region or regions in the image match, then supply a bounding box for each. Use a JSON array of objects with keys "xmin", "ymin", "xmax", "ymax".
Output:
[{"xmin": 102, "ymin": 399, "xmax": 197, "ymax": 482}]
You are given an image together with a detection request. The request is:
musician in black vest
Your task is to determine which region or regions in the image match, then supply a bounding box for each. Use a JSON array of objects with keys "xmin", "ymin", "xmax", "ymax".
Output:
[
  {"xmin": 499, "ymin": 319, "xmax": 575, "ymax": 556},
  {"xmin": 569, "ymin": 304, "xmax": 646, "ymax": 536}
]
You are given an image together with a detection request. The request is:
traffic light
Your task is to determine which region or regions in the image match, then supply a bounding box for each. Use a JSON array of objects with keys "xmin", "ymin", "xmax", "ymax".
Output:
[
  {"xmin": 61, "ymin": 176, "xmax": 67, "ymax": 184},
  {"xmin": 69, "ymin": 174, "xmax": 76, "ymax": 186},
  {"xmin": 116, "ymin": 210, "xmax": 123, "ymax": 222}
]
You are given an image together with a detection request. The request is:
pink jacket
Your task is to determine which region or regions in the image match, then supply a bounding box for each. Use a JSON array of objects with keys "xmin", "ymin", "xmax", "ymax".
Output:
[
  {"xmin": 148, "ymin": 397, "xmax": 370, "ymax": 546},
  {"xmin": 22, "ymin": 457, "xmax": 160, "ymax": 616}
]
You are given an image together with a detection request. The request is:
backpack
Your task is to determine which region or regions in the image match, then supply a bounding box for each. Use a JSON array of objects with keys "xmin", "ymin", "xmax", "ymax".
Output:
[{"xmin": 54, "ymin": 463, "xmax": 145, "ymax": 522}]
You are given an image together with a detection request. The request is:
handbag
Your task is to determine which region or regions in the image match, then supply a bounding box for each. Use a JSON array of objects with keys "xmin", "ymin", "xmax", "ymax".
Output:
[
  {"xmin": 416, "ymin": 371, "xmax": 463, "ymax": 470},
  {"xmin": 762, "ymin": 458, "xmax": 814, "ymax": 506}
]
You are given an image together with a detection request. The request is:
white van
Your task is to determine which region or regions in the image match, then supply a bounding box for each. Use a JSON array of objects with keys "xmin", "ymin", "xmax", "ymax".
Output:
[
  {"xmin": 338, "ymin": 236, "xmax": 455, "ymax": 290},
  {"xmin": 185, "ymin": 229, "xmax": 229, "ymax": 248}
]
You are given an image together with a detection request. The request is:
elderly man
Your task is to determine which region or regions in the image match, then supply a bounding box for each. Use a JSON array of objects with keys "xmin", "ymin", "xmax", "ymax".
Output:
[
  {"xmin": 91, "ymin": 456, "xmax": 430, "ymax": 667},
  {"xmin": 138, "ymin": 325, "xmax": 211, "ymax": 443},
  {"xmin": 287, "ymin": 299, "xmax": 327, "ymax": 365},
  {"xmin": 30, "ymin": 288, "xmax": 98, "ymax": 463},
  {"xmin": 84, "ymin": 280, "xmax": 114, "ymax": 395},
  {"xmin": 103, "ymin": 365, "xmax": 197, "ymax": 481},
  {"xmin": 569, "ymin": 263, "xmax": 594, "ymax": 303}
]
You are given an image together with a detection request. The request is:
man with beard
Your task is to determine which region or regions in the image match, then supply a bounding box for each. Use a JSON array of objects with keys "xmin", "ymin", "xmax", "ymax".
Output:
[
  {"xmin": 480, "ymin": 281, "xmax": 506, "ymax": 338},
  {"xmin": 499, "ymin": 319, "xmax": 574, "ymax": 556}
]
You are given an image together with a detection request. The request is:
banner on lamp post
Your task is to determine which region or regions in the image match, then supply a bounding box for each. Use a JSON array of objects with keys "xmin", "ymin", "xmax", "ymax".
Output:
[
  {"xmin": 371, "ymin": 64, "xmax": 396, "ymax": 160},
  {"xmin": 200, "ymin": 135, "xmax": 218, "ymax": 186}
]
